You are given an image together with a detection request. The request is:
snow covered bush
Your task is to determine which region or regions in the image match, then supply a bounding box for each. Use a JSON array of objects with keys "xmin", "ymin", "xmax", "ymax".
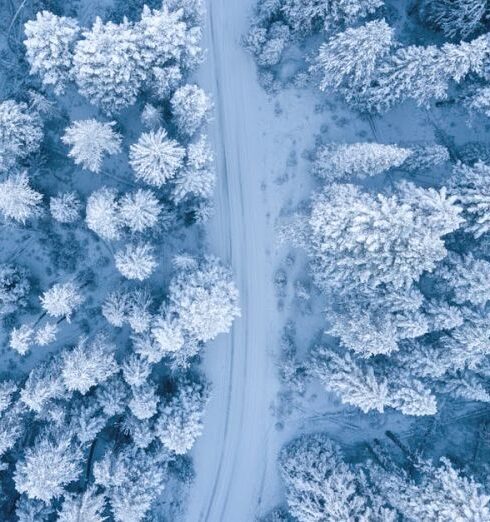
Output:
[
  {"xmin": 0, "ymin": 264, "xmax": 30, "ymax": 316},
  {"xmin": 24, "ymin": 11, "xmax": 80, "ymax": 94},
  {"xmin": 141, "ymin": 103, "xmax": 163, "ymax": 129},
  {"xmin": 171, "ymin": 84, "xmax": 212, "ymax": 137},
  {"xmin": 72, "ymin": 17, "xmax": 144, "ymax": 113},
  {"xmin": 9, "ymin": 324, "xmax": 35, "ymax": 356},
  {"xmin": 0, "ymin": 172, "xmax": 43, "ymax": 224},
  {"xmin": 129, "ymin": 128, "xmax": 186, "ymax": 187},
  {"xmin": 34, "ymin": 322, "xmax": 58, "ymax": 346},
  {"xmin": 62, "ymin": 119, "xmax": 122, "ymax": 173},
  {"xmin": 50, "ymin": 192, "xmax": 82, "ymax": 223},
  {"xmin": 312, "ymin": 142, "xmax": 412, "ymax": 181},
  {"xmin": 40, "ymin": 281, "xmax": 84, "ymax": 321},
  {"xmin": 114, "ymin": 243, "xmax": 157, "ymax": 281},
  {"xmin": 0, "ymin": 101, "xmax": 43, "ymax": 172},
  {"xmin": 86, "ymin": 187, "xmax": 122, "ymax": 241}
]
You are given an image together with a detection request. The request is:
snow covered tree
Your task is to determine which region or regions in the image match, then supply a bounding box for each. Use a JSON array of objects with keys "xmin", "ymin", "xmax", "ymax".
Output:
[
  {"xmin": 155, "ymin": 379, "xmax": 209, "ymax": 454},
  {"xmin": 314, "ymin": 20, "xmax": 395, "ymax": 99},
  {"xmin": 279, "ymin": 434, "xmax": 369, "ymax": 522},
  {"xmin": 57, "ymin": 487, "xmax": 106, "ymax": 522},
  {"xmin": 328, "ymin": 286, "xmax": 428, "ymax": 356},
  {"xmin": 62, "ymin": 119, "xmax": 122, "ymax": 173},
  {"xmin": 310, "ymin": 348, "xmax": 391, "ymax": 413},
  {"xmin": 173, "ymin": 135, "xmax": 215, "ymax": 202},
  {"xmin": 14, "ymin": 432, "xmax": 83, "ymax": 502},
  {"xmin": 281, "ymin": 0, "xmax": 383, "ymax": 34},
  {"xmin": 50, "ymin": 192, "xmax": 82, "ymax": 223},
  {"xmin": 165, "ymin": 256, "xmax": 240, "ymax": 343},
  {"xmin": 102, "ymin": 290, "xmax": 129, "ymax": 328},
  {"xmin": 122, "ymin": 416, "xmax": 154, "ymax": 449},
  {"xmin": 170, "ymin": 84, "xmax": 212, "ymax": 137},
  {"xmin": 0, "ymin": 264, "xmax": 30, "ymax": 315},
  {"xmin": 137, "ymin": 5, "xmax": 188, "ymax": 69},
  {"xmin": 24, "ymin": 11, "xmax": 81, "ymax": 95},
  {"xmin": 363, "ymin": 35, "xmax": 490, "ymax": 112},
  {"xmin": 0, "ymin": 101, "xmax": 43, "ymax": 172},
  {"xmin": 9, "ymin": 324, "xmax": 35, "ymax": 356},
  {"xmin": 150, "ymin": 317, "xmax": 185, "ymax": 358},
  {"xmin": 121, "ymin": 354, "xmax": 151, "ymax": 387},
  {"xmin": 72, "ymin": 17, "xmax": 144, "ymax": 113},
  {"xmin": 129, "ymin": 128, "xmax": 185, "ymax": 187},
  {"xmin": 312, "ymin": 142, "xmax": 412, "ymax": 181},
  {"xmin": 61, "ymin": 336, "xmax": 118, "ymax": 394},
  {"xmin": 390, "ymin": 378, "xmax": 438, "ymax": 416},
  {"xmin": 94, "ymin": 445, "xmax": 168, "ymax": 522},
  {"xmin": 151, "ymin": 64, "xmax": 183, "ymax": 100},
  {"xmin": 96, "ymin": 376, "xmax": 129, "ymax": 417},
  {"xmin": 422, "ymin": 0, "xmax": 489, "ymax": 40},
  {"xmin": 119, "ymin": 189, "xmax": 161, "ymax": 233},
  {"xmin": 308, "ymin": 182, "xmax": 463, "ymax": 291},
  {"xmin": 467, "ymin": 86, "xmax": 490, "ymax": 117},
  {"xmin": 114, "ymin": 243, "xmax": 157, "ymax": 281},
  {"xmin": 34, "ymin": 322, "xmax": 58, "ymax": 346},
  {"xmin": 20, "ymin": 358, "xmax": 66, "ymax": 413},
  {"xmin": 128, "ymin": 382, "xmax": 159, "ymax": 420},
  {"xmin": 449, "ymin": 161, "xmax": 490, "ymax": 238},
  {"xmin": 141, "ymin": 103, "xmax": 163, "ymax": 129},
  {"xmin": 86, "ymin": 187, "xmax": 123, "ymax": 241},
  {"xmin": 437, "ymin": 253, "xmax": 490, "ymax": 306},
  {"xmin": 166, "ymin": 0, "xmax": 205, "ymax": 25},
  {"xmin": 0, "ymin": 172, "xmax": 43, "ymax": 224},
  {"xmin": 40, "ymin": 281, "xmax": 84, "ymax": 321},
  {"xmin": 400, "ymin": 144, "xmax": 450, "ymax": 172}
]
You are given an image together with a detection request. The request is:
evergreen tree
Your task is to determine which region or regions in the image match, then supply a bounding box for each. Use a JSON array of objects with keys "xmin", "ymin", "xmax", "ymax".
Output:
[
  {"xmin": 61, "ymin": 336, "xmax": 118, "ymax": 395},
  {"xmin": 62, "ymin": 119, "xmax": 122, "ymax": 173},
  {"xmin": 40, "ymin": 281, "xmax": 84, "ymax": 322},
  {"xmin": 119, "ymin": 189, "xmax": 161, "ymax": 233},
  {"xmin": 0, "ymin": 172, "xmax": 43, "ymax": 224},
  {"xmin": 72, "ymin": 17, "xmax": 144, "ymax": 113},
  {"xmin": 170, "ymin": 84, "xmax": 212, "ymax": 137},
  {"xmin": 114, "ymin": 243, "xmax": 157, "ymax": 281},
  {"xmin": 0, "ymin": 264, "xmax": 31, "ymax": 316},
  {"xmin": 57, "ymin": 487, "xmax": 107, "ymax": 522},
  {"xmin": 314, "ymin": 20, "xmax": 395, "ymax": 99},
  {"xmin": 129, "ymin": 128, "xmax": 186, "ymax": 187},
  {"xmin": 128, "ymin": 382, "xmax": 159, "ymax": 420},
  {"xmin": 24, "ymin": 11, "xmax": 81, "ymax": 95},
  {"xmin": 50, "ymin": 192, "xmax": 82, "ymax": 223},
  {"xmin": 14, "ymin": 431, "xmax": 83, "ymax": 502},
  {"xmin": 0, "ymin": 101, "xmax": 43, "ymax": 172},
  {"xmin": 86, "ymin": 187, "xmax": 123, "ymax": 241},
  {"xmin": 155, "ymin": 379, "xmax": 209, "ymax": 454},
  {"xmin": 312, "ymin": 142, "xmax": 412, "ymax": 182}
]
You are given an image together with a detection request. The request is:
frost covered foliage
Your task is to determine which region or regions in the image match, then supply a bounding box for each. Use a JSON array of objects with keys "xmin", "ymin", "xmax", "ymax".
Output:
[
  {"xmin": 0, "ymin": 101, "xmax": 43, "ymax": 172},
  {"xmin": 114, "ymin": 243, "xmax": 157, "ymax": 281},
  {"xmin": 421, "ymin": 0, "xmax": 490, "ymax": 40},
  {"xmin": 308, "ymin": 182, "xmax": 462, "ymax": 291},
  {"xmin": 279, "ymin": 433, "xmax": 490, "ymax": 522},
  {"xmin": 313, "ymin": 142, "xmax": 411, "ymax": 181},
  {"xmin": 50, "ymin": 192, "xmax": 82, "ymax": 223},
  {"xmin": 245, "ymin": 0, "xmax": 384, "ymax": 69},
  {"xmin": 62, "ymin": 119, "xmax": 122, "ymax": 173},
  {"xmin": 130, "ymin": 128, "xmax": 185, "ymax": 187},
  {"xmin": 0, "ymin": 172, "xmax": 43, "ymax": 224},
  {"xmin": 40, "ymin": 282, "xmax": 84, "ymax": 321},
  {"xmin": 24, "ymin": 11, "xmax": 80, "ymax": 94},
  {"xmin": 171, "ymin": 84, "xmax": 212, "ymax": 137},
  {"xmin": 159, "ymin": 256, "xmax": 241, "ymax": 345},
  {"xmin": 0, "ymin": 264, "xmax": 30, "ymax": 316},
  {"xmin": 86, "ymin": 187, "xmax": 122, "ymax": 241},
  {"xmin": 23, "ymin": 3, "xmax": 206, "ymax": 113}
]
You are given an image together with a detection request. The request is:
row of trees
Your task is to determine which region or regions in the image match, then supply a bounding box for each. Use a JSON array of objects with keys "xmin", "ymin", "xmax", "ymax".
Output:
[
  {"xmin": 282, "ymin": 143, "xmax": 490, "ymax": 416},
  {"xmin": 276, "ymin": 432, "xmax": 490, "ymax": 521}
]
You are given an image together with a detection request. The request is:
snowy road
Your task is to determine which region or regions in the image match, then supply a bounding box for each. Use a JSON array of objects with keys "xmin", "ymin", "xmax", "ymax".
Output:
[{"xmin": 185, "ymin": 0, "xmax": 283, "ymax": 520}]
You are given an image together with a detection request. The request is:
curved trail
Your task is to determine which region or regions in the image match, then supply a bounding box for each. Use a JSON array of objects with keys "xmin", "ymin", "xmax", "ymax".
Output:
[{"xmin": 186, "ymin": 0, "xmax": 282, "ymax": 520}]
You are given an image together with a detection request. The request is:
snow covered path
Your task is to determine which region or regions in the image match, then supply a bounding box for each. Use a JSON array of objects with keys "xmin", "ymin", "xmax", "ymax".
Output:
[{"xmin": 185, "ymin": 0, "xmax": 283, "ymax": 520}]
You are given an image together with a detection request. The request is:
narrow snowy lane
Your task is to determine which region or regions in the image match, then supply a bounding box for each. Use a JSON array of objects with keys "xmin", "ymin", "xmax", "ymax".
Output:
[{"xmin": 186, "ymin": 0, "xmax": 282, "ymax": 520}]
